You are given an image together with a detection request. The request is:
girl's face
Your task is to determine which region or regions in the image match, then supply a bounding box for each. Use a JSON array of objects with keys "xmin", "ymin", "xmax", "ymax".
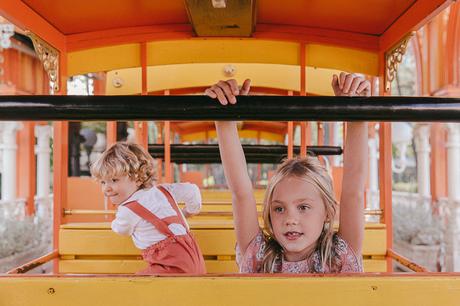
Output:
[
  {"xmin": 269, "ymin": 176, "xmax": 327, "ymax": 262},
  {"xmin": 100, "ymin": 175, "xmax": 139, "ymax": 205}
]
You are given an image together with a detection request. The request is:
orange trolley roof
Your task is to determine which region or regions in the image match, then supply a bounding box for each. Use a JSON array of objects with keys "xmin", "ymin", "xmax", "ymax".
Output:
[
  {"xmin": 0, "ymin": 0, "xmax": 453, "ymax": 52},
  {"xmin": 18, "ymin": 0, "xmax": 419, "ymax": 36}
]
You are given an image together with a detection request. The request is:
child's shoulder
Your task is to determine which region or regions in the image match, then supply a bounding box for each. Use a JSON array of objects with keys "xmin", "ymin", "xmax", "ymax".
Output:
[{"xmin": 331, "ymin": 233, "xmax": 363, "ymax": 272}]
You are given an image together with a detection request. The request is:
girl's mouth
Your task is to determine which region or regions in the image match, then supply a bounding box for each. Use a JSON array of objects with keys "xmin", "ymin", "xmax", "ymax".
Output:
[{"xmin": 284, "ymin": 231, "xmax": 303, "ymax": 240}]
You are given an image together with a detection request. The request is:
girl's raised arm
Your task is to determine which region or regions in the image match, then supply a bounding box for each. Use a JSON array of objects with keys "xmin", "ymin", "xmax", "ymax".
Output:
[
  {"xmin": 206, "ymin": 79, "xmax": 260, "ymax": 253},
  {"xmin": 332, "ymin": 73, "xmax": 369, "ymax": 256}
]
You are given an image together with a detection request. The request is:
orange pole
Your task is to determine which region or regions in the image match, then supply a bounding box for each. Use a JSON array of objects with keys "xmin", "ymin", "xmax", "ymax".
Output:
[
  {"xmin": 17, "ymin": 121, "xmax": 36, "ymax": 216},
  {"xmin": 156, "ymin": 122, "xmax": 163, "ymax": 184},
  {"xmin": 135, "ymin": 42, "xmax": 148, "ymax": 148},
  {"xmin": 52, "ymin": 121, "xmax": 68, "ymax": 273},
  {"xmin": 106, "ymin": 122, "xmax": 117, "ymax": 147},
  {"xmin": 287, "ymin": 122, "xmax": 294, "ymax": 159},
  {"xmin": 430, "ymin": 123, "xmax": 447, "ymax": 203},
  {"xmin": 141, "ymin": 42, "xmax": 147, "ymax": 95},
  {"xmin": 287, "ymin": 91, "xmax": 294, "ymax": 159},
  {"xmin": 379, "ymin": 51, "xmax": 393, "ymax": 272},
  {"xmin": 164, "ymin": 121, "xmax": 171, "ymax": 183},
  {"xmin": 51, "ymin": 44, "xmax": 68, "ymax": 273},
  {"xmin": 299, "ymin": 43, "xmax": 308, "ymax": 157},
  {"xmin": 300, "ymin": 122, "xmax": 307, "ymax": 157}
]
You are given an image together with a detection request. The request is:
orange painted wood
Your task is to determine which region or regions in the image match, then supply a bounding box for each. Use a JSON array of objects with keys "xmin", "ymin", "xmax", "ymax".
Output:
[
  {"xmin": 379, "ymin": 0, "xmax": 452, "ymax": 52},
  {"xmin": 164, "ymin": 121, "xmax": 172, "ymax": 183},
  {"xmin": 0, "ymin": 0, "xmax": 66, "ymax": 51},
  {"xmin": 52, "ymin": 121, "xmax": 68, "ymax": 273},
  {"xmin": 287, "ymin": 121, "xmax": 294, "ymax": 159},
  {"xmin": 92, "ymin": 72, "xmax": 106, "ymax": 95},
  {"xmin": 300, "ymin": 123, "xmax": 306, "ymax": 157},
  {"xmin": 17, "ymin": 122, "xmax": 36, "ymax": 216},
  {"xmin": 446, "ymin": 2, "xmax": 460, "ymax": 85},
  {"xmin": 134, "ymin": 122, "xmax": 148, "ymax": 148},
  {"xmin": 430, "ymin": 123, "xmax": 448, "ymax": 201},
  {"xmin": 106, "ymin": 122, "xmax": 117, "ymax": 148}
]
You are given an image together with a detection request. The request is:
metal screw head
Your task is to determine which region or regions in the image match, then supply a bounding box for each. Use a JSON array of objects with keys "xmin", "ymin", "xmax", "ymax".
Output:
[{"xmin": 47, "ymin": 288, "xmax": 55, "ymax": 294}]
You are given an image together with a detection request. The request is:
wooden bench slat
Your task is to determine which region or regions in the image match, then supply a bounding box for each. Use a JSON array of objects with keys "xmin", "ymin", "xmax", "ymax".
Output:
[{"xmin": 59, "ymin": 259, "xmax": 383, "ymax": 274}]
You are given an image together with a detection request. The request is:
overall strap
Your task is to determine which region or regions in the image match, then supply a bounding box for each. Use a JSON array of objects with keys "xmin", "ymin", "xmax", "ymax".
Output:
[
  {"xmin": 124, "ymin": 201, "xmax": 174, "ymax": 237},
  {"xmin": 157, "ymin": 185, "xmax": 188, "ymax": 228}
]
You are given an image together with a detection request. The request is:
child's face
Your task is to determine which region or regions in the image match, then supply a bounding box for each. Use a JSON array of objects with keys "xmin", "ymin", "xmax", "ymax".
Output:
[
  {"xmin": 269, "ymin": 176, "xmax": 327, "ymax": 262},
  {"xmin": 100, "ymin": 175, "xmax": 139, "ymax": 205}
]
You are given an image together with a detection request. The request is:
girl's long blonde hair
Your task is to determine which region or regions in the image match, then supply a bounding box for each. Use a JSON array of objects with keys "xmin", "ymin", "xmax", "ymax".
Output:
[{"xmin": 261, "ymin": 156, "xmax": 338, "ymax": 272}]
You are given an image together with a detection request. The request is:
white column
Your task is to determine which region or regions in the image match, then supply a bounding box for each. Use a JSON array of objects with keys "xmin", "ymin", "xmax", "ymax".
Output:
[
  {"xmin": 413, "ymin": 124, "xmax": 431, "ymax": 198},
  {"xmin": 445, "ymin": 123, "xmax": 460, "ymax": 271},
  {"xmin": 446, "ymin": 123, "xmax": 460, "ymax": 201},
  {"xmin": 35, "ymin": 125, "xmax": 52, "ymax": 198},
  {"xmin": 0, "ymin": 122, "xmax": 22, "ymax": 201},
  {"xmin": 35, "ymin": 125, "xmax": 52, "ymax": 220}
]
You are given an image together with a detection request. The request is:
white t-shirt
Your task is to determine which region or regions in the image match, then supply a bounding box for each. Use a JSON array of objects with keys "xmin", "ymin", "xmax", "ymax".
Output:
[{"xmin": 111, "ymin": 183, "xmax": 201, "ymax": 249}]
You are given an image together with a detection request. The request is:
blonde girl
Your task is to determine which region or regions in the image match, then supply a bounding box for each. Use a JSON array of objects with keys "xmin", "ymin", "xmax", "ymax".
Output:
[{"xmin": 205, "ymin": 73, "xmax": 368, "ymax": 273}]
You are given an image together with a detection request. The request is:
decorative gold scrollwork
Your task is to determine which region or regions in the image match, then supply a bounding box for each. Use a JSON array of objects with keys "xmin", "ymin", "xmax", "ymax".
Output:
[
  {"xmin": 385, "ymin": 33, "xmax": 414, "ymax": 93},
  {"xmin": 26, "ymin": 31, "xmax": 59, "ymax": 94}
]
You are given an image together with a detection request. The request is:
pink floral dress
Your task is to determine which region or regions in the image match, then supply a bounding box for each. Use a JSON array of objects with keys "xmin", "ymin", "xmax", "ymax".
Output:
[{"xmin": 236, "ymin": 230, "xmax": 363, "ymax": 273}]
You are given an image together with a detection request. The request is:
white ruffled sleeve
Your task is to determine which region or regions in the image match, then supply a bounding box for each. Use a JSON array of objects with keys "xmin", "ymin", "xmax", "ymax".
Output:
[
  {"xmin": 163, "ymin": 183, "xmax": 202, "ymax": 215},
  {"xmin": 111, "ymin": 205, "xmax": 139, "ymax": 236}
]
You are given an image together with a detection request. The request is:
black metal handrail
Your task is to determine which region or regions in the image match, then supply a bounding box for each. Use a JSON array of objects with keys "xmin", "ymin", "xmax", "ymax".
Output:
[{"xmin": 0, "ymin": 95, "xmax": 458, "ymax": 121}]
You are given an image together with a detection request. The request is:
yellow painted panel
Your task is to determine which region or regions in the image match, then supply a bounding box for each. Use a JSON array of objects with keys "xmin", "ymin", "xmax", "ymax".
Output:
[
  {"xmin": 147, "ymin": 40, "xmax": 299, "ymax": 66},
  {"xmin": 363, "ymin": 259, "xmax": 387, "ymax": 272},
  {"xmin": 59, "ymin": 259, "xmax": 237, "ymax": 274},
  {"xmin": 105, "ymin": 63, "xmax": 300, "ymax": 95},
  {"xmin": 193, "ymin": 229, "xmax": 236, "ymax": 255},
  {"xmin": 2, "ymin": 276, "xmax": 460, "ymax": 306},
  {"xmin": 59, "ymin": 229, "xmax": 139, "ymax": 256},
  {"xmin": 68, "ymin": 44, "xmax": 141, "ymax": 76},
  {"xmin": 59, "ymin": 228, "xmax": 237, "ymax": 256},
  {"xmin": 181, "ymin": 130, "xmax": 284, "ymax": 143},
  {"xmin": 306, "ymin": 44, "xmax": 379, "ymax": 76},
  {"xmin": 306, "ymin": 67, "xmax": 341, "ymax": 95},
  {"xmin": 362, "ymin": 229, "xmax": 387, "ymax": 256},
  {"xmin": 59, "ymin": 259, "xmax": 146, "ymax": 274},
  {"xmin": 104, "ymin": 61, "xmax": 371, "ymax": 96},
  {"xmin": 69, "ymin": 40, "xmax": 377, "ymax": 80},
  {"xmin": 201, "ymin": 189, "xmax": 265, "ymax": 202},
  {"xmin": 59, "ymin": 225, "xmax": 384, "ymax": 259}
]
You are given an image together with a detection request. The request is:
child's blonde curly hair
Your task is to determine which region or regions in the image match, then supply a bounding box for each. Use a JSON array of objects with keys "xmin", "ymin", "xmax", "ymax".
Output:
[{"xmin": 90, "ymin": 142, "xmax": 156, "ymax": 189}]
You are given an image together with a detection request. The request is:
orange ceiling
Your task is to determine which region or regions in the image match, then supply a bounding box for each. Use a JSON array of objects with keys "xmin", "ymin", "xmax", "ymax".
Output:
[{"xmin": 22, "ymin": 0, "xmax": 415, "ymax": 36}]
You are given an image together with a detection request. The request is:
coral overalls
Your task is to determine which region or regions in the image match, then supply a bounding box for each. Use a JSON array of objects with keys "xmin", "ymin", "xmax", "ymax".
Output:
[{"xmin": 125, "ymin": 186, "xmax": 206, "ymax": 274}]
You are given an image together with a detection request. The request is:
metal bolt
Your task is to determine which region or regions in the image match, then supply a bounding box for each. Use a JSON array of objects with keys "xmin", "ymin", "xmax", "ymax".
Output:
[{"xmin": 47, "ymin": 288, "xmax": 55, "ymax": 294}]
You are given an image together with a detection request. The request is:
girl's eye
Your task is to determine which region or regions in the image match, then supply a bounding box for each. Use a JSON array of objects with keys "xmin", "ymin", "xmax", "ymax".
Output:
[
  {"xmin": 111, "ymin": 178, "xmax": 119, "ymax": 183},
  {"xmin": 274, "ymin": 206, "xmax": 284, "ymax": 213},
  {"xmin": 298, "ymin": 204, "xmax": 310, "ymax": 211}
]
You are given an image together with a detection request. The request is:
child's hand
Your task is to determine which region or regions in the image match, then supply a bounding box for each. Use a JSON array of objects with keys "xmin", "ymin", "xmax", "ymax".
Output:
[
  {"xmin": 205, "ymin": 79, "xmax": 251, "ymax": 105},
  {"xmin": 332, "ymin": 73, "xmax": 370, "ymax": 97}
]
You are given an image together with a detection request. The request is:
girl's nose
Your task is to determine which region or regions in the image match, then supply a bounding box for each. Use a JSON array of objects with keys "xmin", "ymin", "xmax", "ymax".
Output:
[{"xmin": 285, "ymin": 212, "xmax": 299, "ymax": 225}]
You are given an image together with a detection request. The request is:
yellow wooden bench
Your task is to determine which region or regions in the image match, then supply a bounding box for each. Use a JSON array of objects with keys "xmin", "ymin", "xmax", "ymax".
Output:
[{"xmin": 58, "ymin": 220, "xmax": 386, "ymax": 274}]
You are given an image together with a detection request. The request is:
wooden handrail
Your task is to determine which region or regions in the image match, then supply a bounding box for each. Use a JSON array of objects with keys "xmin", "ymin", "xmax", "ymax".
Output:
[
  {"xmin": 387, "ymin": 248, "xmax": 428, "ymax": 272},
  {"xmin": 6, "ymin": 249, "xmax": 58, "ymax": 274}
]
